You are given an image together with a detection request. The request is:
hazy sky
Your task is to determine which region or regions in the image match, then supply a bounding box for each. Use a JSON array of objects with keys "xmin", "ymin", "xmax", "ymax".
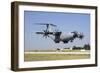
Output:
[{"xmin": 24, "ymin": 11, "xmax": 90, "ymax": 50}]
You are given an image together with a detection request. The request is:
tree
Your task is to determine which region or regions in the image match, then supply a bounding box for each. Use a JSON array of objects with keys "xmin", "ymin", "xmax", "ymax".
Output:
[
  {"xmin": 56, "ymin": 48, "xmax": 60, "ymax": 51},
  {"xmin": 83, "ymin": 44, "xmax": 90, "ymax": 50},
  {"xmin": 72, "ymin": 46, "xmax": 77, "ymax": 50},
  {"xmin": 64, "ymin": 48, "xmax": 70, "ymax": 49},
  {"xmin": 72, "ymin": 46, "xmax": 84, "ymax": 50}
]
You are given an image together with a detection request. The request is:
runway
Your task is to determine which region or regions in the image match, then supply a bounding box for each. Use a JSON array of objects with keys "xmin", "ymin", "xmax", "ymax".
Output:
[{"xmin": 25, "ymin": 51, "xmax": 90, "ymax": 54}]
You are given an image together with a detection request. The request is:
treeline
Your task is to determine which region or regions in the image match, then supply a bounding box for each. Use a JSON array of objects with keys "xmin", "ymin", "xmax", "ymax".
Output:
[{"xmin": 64, "ymin": 44, "xmax": 90, "ymax": 50}]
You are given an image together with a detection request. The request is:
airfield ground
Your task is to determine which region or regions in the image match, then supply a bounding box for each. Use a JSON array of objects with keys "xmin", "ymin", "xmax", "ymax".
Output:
[{"xmin": 24, "ymin": 50, "xmax": 90, "ymax": 61}]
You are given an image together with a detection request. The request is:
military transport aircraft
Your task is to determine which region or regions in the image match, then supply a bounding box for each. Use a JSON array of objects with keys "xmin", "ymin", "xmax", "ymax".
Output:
[{"xmin": 35, "ymin": 23, "xmax": 84, "ymax": 43}]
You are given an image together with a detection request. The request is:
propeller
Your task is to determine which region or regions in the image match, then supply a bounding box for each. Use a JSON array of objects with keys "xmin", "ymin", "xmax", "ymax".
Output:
[
  {"xmin": 35, "ymin": 23, "xmax": 56, "ymax": 38},
  {"xmin": 36, "ymin": 30, "xmax": 53, "ymax": 38},
  {"xmin": 71, "ymin": 31, "xmax": 84, "ymax": 39},
  {"xmin": 35, "ymin": 23, "xmax": 57, "ymax": 27},
  {"xmin": 71, "ymin": 31, "xmax": 78, "ymax": 38},
  {"xmin": 78, "ymin": 33, "xmax": 84, "ymax": 39}
]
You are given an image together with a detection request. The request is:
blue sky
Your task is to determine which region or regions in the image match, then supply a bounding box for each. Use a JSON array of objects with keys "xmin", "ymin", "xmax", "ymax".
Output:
[{"xmin": 24, "ymin": 11, "xmax": 90, "ymax": 50}]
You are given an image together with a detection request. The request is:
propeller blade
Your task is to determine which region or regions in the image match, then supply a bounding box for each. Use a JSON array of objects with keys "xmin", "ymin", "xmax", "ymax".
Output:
[
  {"xmin": 48, "ymin": 32, "xmax": 54, "ymax": 34},
  {"xmin": 79, "ymin": 34, "xmax": 84, "ymax": 39},
  {"xmin": 43, "ymin": 34, "xmax": 48, "ymax": 38},
  {"xmin": 36, "ymin": 32, "xmax": 44, "ymax": 34},
  {"xmin": 35, "ymin": 23, "xmax": 49, "ymax": 25},
  {"xmin": 50, "ymin": 24, "xmax": 57, "ymax": 27},
  {"xmin": 35, "ymin": 23, "xmax": 57, "ymax": 27}
]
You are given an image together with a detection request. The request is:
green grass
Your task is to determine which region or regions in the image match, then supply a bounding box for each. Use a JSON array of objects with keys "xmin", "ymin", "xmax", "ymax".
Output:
[
  {"xmin": 25, "ymin": 50, "xmax": 88, "ymax": 52},
  {"xmin": 24, "ymin": 53, "xmax": 90, "ymax": 61}
]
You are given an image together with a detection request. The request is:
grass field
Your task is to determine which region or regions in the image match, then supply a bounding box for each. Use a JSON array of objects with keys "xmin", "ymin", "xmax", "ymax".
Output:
[
  {"xmin": 25, "ymin": 49, "xmax": 86, "ymax": 52},
  {"xmin": 24, "ymin": 53, "xmax": 90, "ymax": 61}
]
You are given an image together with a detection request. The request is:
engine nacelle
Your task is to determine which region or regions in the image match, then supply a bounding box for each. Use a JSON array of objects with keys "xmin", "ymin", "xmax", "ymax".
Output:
[{"xmin": 54, "ymin": 32, "xmax": 61, "ymax": 43}]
